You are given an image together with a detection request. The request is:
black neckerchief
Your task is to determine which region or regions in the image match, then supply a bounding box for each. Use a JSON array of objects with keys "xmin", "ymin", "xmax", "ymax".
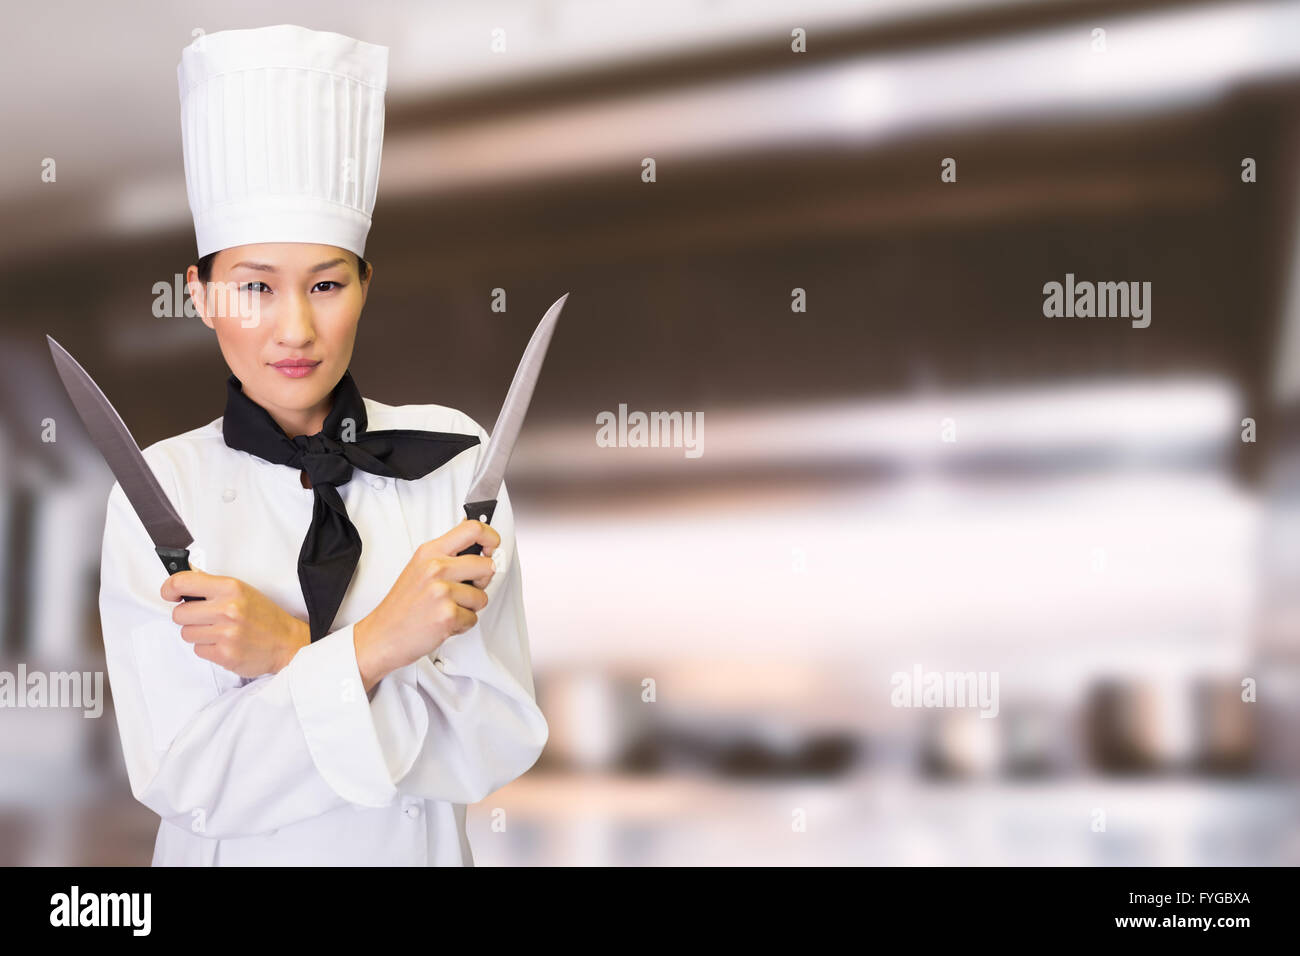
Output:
[{"xmin": 222, "ymin": 370, "xmax": 480, "ymax": 641}]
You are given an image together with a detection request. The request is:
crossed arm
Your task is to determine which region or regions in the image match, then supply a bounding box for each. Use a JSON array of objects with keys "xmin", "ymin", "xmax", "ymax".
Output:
[{"xmin": 159, "ymin": 518, "xmax": 499, "ymax": 690}]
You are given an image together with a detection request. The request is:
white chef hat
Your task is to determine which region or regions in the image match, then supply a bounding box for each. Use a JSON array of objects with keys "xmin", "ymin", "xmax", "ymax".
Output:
[{"xmin": 177, "ymin": 24, "xmax": 388, "ymax": 259}]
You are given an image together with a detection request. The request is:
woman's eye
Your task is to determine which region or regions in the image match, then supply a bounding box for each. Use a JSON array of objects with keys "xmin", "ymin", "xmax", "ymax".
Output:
[
  {"xmin": 240, "ymin": 281, "xmax": 271, "ymax": 294},
  {"xmin": 312, "ymin": 281, "xmax": 343, "ymax": 293}
]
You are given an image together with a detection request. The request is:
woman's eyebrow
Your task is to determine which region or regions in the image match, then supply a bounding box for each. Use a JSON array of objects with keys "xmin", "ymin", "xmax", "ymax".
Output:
[{"xmin": 309, "ymin": 257, "xmax": 347, "ymax": 273}]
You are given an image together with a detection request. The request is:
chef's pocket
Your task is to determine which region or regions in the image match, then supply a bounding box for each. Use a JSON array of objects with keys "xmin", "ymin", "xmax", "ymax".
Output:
[{"xmin": 130, "ymin": 616, "xmax": 231, "ymax": 751}]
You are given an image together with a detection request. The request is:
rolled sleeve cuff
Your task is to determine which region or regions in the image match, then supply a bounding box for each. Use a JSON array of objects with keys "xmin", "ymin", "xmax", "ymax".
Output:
[{"xmin": 287, "ymin": 623, "xmax": 421, "ymax": 807}]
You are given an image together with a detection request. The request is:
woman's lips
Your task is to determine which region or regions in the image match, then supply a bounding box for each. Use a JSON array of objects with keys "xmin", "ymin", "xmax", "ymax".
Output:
[{"xmin": 271, "ymin": 360, "xmax": 321, "ymax": 379}]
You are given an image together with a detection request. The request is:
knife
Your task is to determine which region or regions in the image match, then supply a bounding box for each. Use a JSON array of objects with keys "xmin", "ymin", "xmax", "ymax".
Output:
[
  {"xmin": 47, "ymin": 336, "xmax": 204, "ymax": 602},
  {"xmin": 457, "ymin": 293, "xmax": 568, "ymax": 578}
]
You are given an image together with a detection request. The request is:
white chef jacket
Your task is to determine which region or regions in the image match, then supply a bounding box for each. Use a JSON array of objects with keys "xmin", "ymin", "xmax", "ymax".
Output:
[{"xmin": 97, "ymin": 396, "xmax": 548, "ymax": 866}]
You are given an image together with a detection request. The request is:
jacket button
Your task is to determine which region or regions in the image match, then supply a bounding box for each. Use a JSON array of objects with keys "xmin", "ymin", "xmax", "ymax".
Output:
[
  {"xmin": 221, "ymin": 488, "xmax": 237, "ymax": 502},
  {"xmin": 403, "ymin": 803, "xmax": 421, "ymax": 819},
  {"xmin": 370, "ymin": 477, "xmax": 387, "ymax": 491}
]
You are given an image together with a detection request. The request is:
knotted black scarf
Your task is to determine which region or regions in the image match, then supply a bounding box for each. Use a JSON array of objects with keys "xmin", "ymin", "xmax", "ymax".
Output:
[{"xmin": 221, "ymin": 371, "xmax": 480, "ymax": 642}]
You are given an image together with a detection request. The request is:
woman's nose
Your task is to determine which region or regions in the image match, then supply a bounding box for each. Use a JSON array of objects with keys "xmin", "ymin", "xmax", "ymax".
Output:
[{"xmin": 275, "ymin": 291, "xmax": 316, "ymax": 346}]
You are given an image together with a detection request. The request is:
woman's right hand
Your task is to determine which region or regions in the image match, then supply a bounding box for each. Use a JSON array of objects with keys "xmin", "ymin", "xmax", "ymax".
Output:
[{"xmin": 353, "ymin": 520, "xmax": 501, "ymax": 692}]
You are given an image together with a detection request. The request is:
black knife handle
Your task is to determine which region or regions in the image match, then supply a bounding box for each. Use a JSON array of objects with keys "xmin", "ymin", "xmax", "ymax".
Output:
[
  {"xmin": 156, "ymin": 546, "xmax": 205, "ymax": 602},
  {"xmin": 457, "ymin": 499, "xmax": 498, "ymax": 584}
]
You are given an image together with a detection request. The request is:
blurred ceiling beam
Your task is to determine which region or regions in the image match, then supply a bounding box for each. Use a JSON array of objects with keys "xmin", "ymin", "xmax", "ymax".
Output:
[
  {"xmin": 378, "ymin": 0, "xmax": 1300, "ymax": 201},
  {"xmin": 501, "ymin": 376, "xmax": 1241, "ymax": 498}
]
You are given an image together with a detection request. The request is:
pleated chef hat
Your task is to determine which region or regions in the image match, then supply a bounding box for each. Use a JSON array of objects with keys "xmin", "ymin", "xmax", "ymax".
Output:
[{"xmin": 177, "ymin": 24, "xmax": 388, "ymax": 259}]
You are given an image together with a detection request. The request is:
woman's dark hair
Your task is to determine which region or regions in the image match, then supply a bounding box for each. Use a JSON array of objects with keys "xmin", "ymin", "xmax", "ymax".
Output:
[{"xmin": 195, "ymin": 250, "xmax": 370, "ymax": 283}]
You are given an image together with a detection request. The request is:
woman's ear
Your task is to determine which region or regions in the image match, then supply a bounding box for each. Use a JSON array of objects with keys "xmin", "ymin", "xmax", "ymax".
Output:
[
  {"xmin": 360, "ymin": 259, "xmax": 374, "ymax": 306},
  {"xmin": 185, "ymin": 265, "xmax": 215, "ymax": 330}
]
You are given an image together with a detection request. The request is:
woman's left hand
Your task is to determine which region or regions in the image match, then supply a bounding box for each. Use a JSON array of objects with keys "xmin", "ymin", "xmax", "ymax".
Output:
[{"xmin": 161, "ymin": 567, "xmax": 310, "ymax": 678}]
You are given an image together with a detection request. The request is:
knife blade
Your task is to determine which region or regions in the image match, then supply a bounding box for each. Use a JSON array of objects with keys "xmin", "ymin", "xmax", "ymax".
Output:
[
  {"xmin": 457, "ymin": 292, "xmax": 568, "ymax": 574},
  {"xmin": 47, "ymin": 335, "xmax": 204, "ymax": 601}
]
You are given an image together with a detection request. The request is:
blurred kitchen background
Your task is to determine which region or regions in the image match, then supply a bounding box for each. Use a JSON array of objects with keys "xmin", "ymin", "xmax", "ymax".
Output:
[{"xmin": 2, "ymin": 0, "xmax": 1300, "ymax": 865}]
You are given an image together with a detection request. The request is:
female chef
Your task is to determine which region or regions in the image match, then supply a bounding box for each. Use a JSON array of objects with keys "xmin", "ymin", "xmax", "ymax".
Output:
[{"xmin": 96, "ymin": 24, "xmax": 548, "ymax": 865}]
